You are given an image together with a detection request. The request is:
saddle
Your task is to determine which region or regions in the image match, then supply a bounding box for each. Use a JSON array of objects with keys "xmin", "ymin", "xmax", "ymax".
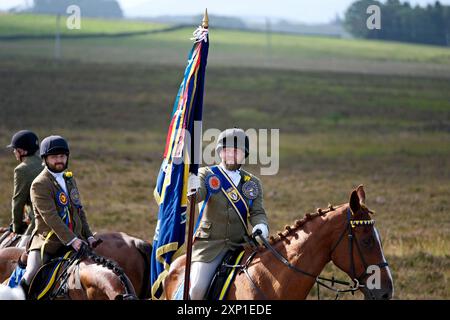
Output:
[
  {"xmin": 205, "ymin": 248, "xmax": 246, "ymax": 300},
  {"xmin": 172, "ymin": 249, "xmax": 246, "ymax": 300},
  {"xmin": 27, "ymin": 249, "xmax": 79, "ymax": 300}
]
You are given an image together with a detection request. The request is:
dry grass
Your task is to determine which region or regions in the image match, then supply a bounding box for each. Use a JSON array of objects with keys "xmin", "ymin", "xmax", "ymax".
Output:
[{"xmin": 0, "ymin": 55, "xmax": 448, "ymax": 299}]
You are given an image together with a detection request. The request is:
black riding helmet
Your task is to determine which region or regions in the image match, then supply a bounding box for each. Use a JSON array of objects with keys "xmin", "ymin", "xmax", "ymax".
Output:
[
  {"xmin": 6, "ymin": 130, "xmax": 40, "ymax": 155},
  {"xmin": 39, "ymin": 135, "xmax": 70, "ymax": 158},
  {"xmin": 216, "ymin": 128, "xmax": 250, "ymax": 158}
]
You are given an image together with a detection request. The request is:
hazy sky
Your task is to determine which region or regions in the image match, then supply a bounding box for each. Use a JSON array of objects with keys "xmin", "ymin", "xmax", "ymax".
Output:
[{"xmin": 1, "ymin": 0, "xmax": 449, "ymax": 24}]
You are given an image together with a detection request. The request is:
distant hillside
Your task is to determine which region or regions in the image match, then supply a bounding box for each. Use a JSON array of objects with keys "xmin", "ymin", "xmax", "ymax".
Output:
[
  {"xmin": 9, "ymin": 0, "xmax": 123, "ymax": 18},
  {"xmin": 133, "ymin": 14, "xmax": 350, "ymax": 38},
  {"xmin": 1, "ymin": 13, "xmax": 449, "ymax": 78},
  {"xmin": 0, "ymin": 13, "xmax": 166, "ymax": 36}
]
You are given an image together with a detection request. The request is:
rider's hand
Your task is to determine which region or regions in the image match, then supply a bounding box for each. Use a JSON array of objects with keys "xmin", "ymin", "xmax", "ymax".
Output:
[
  {"xmin": 252, "ymin": 224, "xmax": 269, "ymax": 245},
  {"xmin": 87, "ymin": 236, "xmax": 96, "ymax": 248},
  {"xmin": 71, "ymin": 238, "xmax": 86, "ymax": 251},
  {"xmin": 187, "ymin": 173, "xmax": 200, "ymax": 196}
]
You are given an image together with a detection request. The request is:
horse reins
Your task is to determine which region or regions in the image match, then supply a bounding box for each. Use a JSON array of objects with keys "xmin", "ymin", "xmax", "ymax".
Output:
[{"xmin": 234, "ymin": 205, "xmax": 389, "ymax": 300}]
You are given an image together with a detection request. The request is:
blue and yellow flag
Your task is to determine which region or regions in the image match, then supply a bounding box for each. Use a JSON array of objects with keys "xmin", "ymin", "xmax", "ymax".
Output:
[{"xmin": 150, "ymin": 23, "xmax": 209, "ymax": 299}]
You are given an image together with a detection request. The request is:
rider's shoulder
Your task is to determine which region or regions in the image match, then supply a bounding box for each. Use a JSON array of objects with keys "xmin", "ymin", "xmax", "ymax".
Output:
[
  {"xmin": 14, "ymin": 158, "xmax": 39, "ymax": 175},
  {"xmin": 240, "ymin": 169, "xmax": 261, "ymax": 184},
  {"xmin": 13, "ymin": 162, "xmax": 27, "ymax": 175},
  {"xmin": 31, "ymin": 169, "xmax": 52, "ymax": 189}
]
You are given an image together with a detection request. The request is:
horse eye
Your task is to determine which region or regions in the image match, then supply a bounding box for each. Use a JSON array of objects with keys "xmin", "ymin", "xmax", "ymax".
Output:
[{"xmin": 361, "ymin": 236, "xmax": 375, "ymax": 249}]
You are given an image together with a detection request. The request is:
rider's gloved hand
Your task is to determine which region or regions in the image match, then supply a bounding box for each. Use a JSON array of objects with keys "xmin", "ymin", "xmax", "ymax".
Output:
[
  {"xmin": 252, "ymin": 223, "xmax": 269, "ymax": 245},
  {"xmin": 88, "ymin": 236, "xmax": 103, "ymax": 248},
  {"xmin": 187, "ymin": 173, "xmax": 200, "ymax": 196},
  {"xmin": 71, "ymin": 238, "xmax": 87, "ymax": 251},
  {"xmin": 87, "ymin": 236, "xmax": 96, "ymax": 248}
]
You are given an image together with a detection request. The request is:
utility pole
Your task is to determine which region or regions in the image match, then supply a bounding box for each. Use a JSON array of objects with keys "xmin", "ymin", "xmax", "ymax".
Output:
[
  {"xmin": 265, "ymin": 17, "xmax": 272, "ymax": 67},
  {"xmin": 54, "ymin": 14, "xmax": 61, "ymax": 60}
]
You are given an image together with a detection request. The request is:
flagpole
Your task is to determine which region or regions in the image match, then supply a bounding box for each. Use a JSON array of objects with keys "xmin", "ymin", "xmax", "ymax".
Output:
[
  {"xmin": 183, "ymin": 190, "xmax": 197, "ymax": 300},
  {"xmin": 183, "ymin": 9, "xmax": 209, "ymax": 301}
]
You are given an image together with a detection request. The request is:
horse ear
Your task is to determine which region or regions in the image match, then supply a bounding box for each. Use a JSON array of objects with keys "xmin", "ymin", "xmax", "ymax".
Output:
[
  {"xmin": 356, "ymin": 184, "xmax": 366, "ymax": 205},
  {"xmin": 349, "ymin": 190, "xmax": 360, "ymax": 215}
]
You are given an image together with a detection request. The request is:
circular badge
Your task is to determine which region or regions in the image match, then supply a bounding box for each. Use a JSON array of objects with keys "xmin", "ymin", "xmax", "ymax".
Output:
[
  {"xmin": 57, "ymin": 191, "xmax": 68, "ymax": 207},
  {"xmin": 206, "ymin": 174, "xmax": 221, "ymax": 194},
  {"xmin": 70, "ymin": 188, "xmax": 81, "ymax": 206},
  {"xmin": 227, "ymin": 189, "xmax": 239, "ymax": 202},
  {"xmin": 242, "ymin": 180, "xmax": 259, "ymax": 200}
]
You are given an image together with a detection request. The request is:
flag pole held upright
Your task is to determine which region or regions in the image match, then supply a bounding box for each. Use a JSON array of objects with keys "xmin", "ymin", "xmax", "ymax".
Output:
[
  {"xmin": 150, "ymin": 9, "xmax": 209, "ymax": 300},
  {"xmin": 183, "ymin": 9, "xmax": 209, "ymax": 301}
]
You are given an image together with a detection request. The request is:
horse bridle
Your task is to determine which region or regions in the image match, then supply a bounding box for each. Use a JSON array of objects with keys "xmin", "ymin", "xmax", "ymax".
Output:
[
  {"xmin": 329, "ymin": 207, "xmax": 389, "ymax": 287},
  {"xmin": 237, "ymin": 206, "xmax": 389, "ymax": 299}
]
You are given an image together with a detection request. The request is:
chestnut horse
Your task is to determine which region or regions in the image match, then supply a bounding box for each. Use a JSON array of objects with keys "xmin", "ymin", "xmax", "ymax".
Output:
[
  {"xmin": 164, "ymin": 185, "xmax": 394, "ymax": 300},
  {"xmin": 0, "ymin": 246, "xmax": 137, "ymax": 300},
  {"xmin": 0, "ymin": 231, "xmax": 152, "ymax": 299}
]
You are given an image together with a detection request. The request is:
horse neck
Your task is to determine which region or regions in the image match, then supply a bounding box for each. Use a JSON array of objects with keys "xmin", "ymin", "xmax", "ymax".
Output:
[
  {"xmin": 259, "ymin": 207, "xmax": 346, "ymax": 299},
  {"xmin": 72, "ymin": 256, "xmax": 135, "ymax": 300}
]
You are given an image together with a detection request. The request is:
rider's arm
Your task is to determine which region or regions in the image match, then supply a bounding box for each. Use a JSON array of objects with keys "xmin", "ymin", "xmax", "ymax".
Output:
[
  {"xmin": 248, "ymin": 177, "xmax": 269, "ymax": 229},
  {"xmin": 194, "ymin": 167, "xmax": 208, "ymax": 203},
  {"xmin": 11, "ymin": 165, "xmax": 29, "ymax": 233},
  {"xmin": 70, "ymin": 179, "xmax": 94, "ymax": 240},
  {"xmin": 78, "ymin": 207, "xmax": 94, "ymax": 240}
]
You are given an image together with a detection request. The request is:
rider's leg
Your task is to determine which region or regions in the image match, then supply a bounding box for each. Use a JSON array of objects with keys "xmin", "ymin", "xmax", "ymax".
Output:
[
  {"xmin": 17, "ymin": 215, "xmax": 34, "ymax": 248},
  {"xmin": 21, "ymin": 250, "xmax": 49, "ymax": 286},
  {"xmin": 17, "ymin": 235, "xmax": 30, "ymax": 248},
  {"xmin": 189, "ymin": 251, "xmax": 227, "ymax": 300},
  {"xmin": 25, "ymin": 212, "xmax": 35, "ymax": 236}
]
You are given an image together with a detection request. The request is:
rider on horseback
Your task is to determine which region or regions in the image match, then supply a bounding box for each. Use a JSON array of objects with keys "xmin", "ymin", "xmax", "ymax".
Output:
[
  {"xmin": 6, "ymin": 130, "xmax": 43, "ymax": 247},
  {"xmin": 18, "ymin": 135, "xmax": 98, "ymax": 298},
  {"xmin": 187, "ymin": 128, "xmax": 270, "ymax": 300}
]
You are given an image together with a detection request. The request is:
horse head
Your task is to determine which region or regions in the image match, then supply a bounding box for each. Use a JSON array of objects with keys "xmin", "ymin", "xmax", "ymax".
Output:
[{"xmin": 329, "ymin": 185, "xmax": 394, "ymax": 300}]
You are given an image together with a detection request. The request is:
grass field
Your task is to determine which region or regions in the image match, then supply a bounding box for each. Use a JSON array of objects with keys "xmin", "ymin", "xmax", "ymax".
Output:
[
  {"xmin": 1, "ymin": 13, "xmax": 450, "ymax": 78},
  {"xmin": 0, "ymin": 13, "xmax": 449, "ymax": 299},
  {"xmin": 0, "ymin": 13, "xmax": 167, "ymax": 36}
]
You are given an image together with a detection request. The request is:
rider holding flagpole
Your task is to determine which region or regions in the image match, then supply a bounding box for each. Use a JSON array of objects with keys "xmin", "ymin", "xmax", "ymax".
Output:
[{"xmin": 187, "ymin": 128, "xmax": 270, "ymax": 300}]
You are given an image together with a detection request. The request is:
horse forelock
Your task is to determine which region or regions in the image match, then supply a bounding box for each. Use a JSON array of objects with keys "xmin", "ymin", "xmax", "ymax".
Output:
[{"xmin": 268, "ymin": 204, "xmax": 344, "ymax": 245}]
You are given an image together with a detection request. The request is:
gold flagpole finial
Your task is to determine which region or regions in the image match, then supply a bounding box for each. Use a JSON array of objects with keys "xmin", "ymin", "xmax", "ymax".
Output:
[{"xmin": 202, "ymin": 8, "xmax": 209, "ymax": 28}]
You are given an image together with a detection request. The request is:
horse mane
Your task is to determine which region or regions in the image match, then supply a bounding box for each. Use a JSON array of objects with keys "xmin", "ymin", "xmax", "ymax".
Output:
[
  {"xmin": 84, "ymin": 250, "xmax": 136, "ymax": 299},
  {"xmin": 268, "ymin": 203, "xmax": 343, "ymax": 245}
]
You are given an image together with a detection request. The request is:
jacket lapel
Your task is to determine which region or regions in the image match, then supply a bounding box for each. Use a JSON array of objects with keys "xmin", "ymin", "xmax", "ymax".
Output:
[
  {"xmin": 237, "ymin": 170, "xmax": 246, "ymax": 189},
  {"xmin": 65, "ymin": 178, "xmax": 78, "ymax": 209},
  {"xmin": 44, "ymin": 169, "xmax": 62, "ymax": 192},
  {"xmin": 44, "ymin": 169, "xmax": 75, "ymax": 211}
]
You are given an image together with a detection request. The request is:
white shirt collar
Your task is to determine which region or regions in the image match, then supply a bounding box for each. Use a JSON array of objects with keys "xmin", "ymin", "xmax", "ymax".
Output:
[
  {"xmin": 47, "ymin": 167, "xmax": 63, "ymax": 179},
  {"xmin": 219, "ymin": 163, "xmax": 241, "ymax": 186}
]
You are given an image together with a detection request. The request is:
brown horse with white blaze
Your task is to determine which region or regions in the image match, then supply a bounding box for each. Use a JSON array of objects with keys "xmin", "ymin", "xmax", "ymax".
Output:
[{"xmin": 164, "ymin": 185, "xmax": 394, "ymax": 300}]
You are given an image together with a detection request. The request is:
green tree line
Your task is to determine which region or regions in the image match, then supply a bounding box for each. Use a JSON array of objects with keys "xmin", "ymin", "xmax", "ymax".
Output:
[
  {"xmin": 345, "ymin": 0, "xmax": 450, "ymax": 46},
  {"xmin": 32, "ymin": 0, "xmax": 123, "ymax": 18}
]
